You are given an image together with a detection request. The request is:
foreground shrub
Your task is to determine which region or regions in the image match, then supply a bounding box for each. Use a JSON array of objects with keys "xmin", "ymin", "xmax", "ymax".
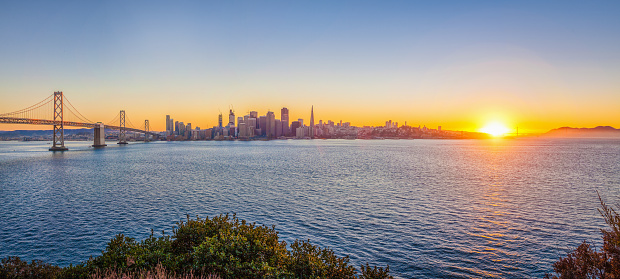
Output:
[
  {"xmin": 0, "ymin": 256, "xmax": 61, "ymax": 279},
  {"xmin": 88, "ymin": 263, "xmax": 220, "ymax": 279},
  {"xmin": 546, "ymin": 195, "xmax": 620, "ymax": 278},
  {"xmin": 2, "ymin": 214, "xmax": 392, "ymax": 279}
]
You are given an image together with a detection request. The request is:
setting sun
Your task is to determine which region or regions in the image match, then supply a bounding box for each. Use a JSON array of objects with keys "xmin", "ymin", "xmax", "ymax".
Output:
[{"xmin": 480, "ymin": 122, "xmax": 510, "ymax": 137}]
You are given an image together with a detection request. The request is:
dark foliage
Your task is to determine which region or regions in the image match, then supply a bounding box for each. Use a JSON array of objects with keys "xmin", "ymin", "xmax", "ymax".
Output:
[
  {"xmin": 1, "ymin": 214, "xmax": 392, "ymax": 279},
  {"xmin": 0, "ymin": 256, "xmax": 61, "ymax": 279},
  {"xmin": 360, "ymin": 263, "xmax": 393, "ymax": 279},
  {"xmin": 547, "ymin": 195, "xmax": 620, "ymax": 278}
]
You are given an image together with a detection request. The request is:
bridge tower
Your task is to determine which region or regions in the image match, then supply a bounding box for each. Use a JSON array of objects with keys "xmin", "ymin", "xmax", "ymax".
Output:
[
  {"xmin": 118, "ymin": 110, "xmax": 128, "ymax": 144},
  {"xmin": 144, "ymin": 120, "xmax": 150, "ymax": 142},
  {"xmin": 49, "ymin": 91, "xmax": 68, "ymax": 151}
]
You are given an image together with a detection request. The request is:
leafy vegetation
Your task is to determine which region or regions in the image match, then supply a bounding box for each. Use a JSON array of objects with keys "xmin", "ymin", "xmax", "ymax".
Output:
[
  {"xmin": 1, "ymin": 214, "xmax": 392, "ymax": 279},
  {"xmin": 546, "ymin": 195, "xmax": 620, "ymax": 278}
]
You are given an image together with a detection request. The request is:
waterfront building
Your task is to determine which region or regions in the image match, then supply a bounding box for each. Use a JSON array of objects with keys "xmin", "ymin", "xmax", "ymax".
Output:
[
  {"xmin": 275, "ymin": 119, "xmax": 282, "ymax": 138},
  {"xmin": 238, "ymin": 122, "xmax": 247, "ymax": 138},
  {"xmin": 291, "ymin": 121, "xmax": 301, "ymax": 137},
  {"xmin": 296, "ymin": 126, "xmax": 311, "ymax": 139}
]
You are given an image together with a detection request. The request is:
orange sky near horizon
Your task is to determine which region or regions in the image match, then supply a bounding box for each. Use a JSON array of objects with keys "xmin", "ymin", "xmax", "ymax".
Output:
[{"xmin": 1, "ymin": 81, "xmax": 618, "ymax": 134}]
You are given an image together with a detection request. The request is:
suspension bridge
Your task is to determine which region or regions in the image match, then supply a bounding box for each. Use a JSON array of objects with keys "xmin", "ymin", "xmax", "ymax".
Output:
[{"xmin": 0, "ymin": 91, "xmax": 159, "ymax": 151}]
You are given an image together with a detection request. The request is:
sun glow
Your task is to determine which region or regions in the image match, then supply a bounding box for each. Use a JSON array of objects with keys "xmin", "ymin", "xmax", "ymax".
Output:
[{"xmin": 480, "ymin": 122, "xmax": 510, "ymax": 137}]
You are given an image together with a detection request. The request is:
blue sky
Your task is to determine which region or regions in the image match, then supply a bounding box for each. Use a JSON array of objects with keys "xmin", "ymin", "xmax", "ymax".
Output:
[{"xmin": 1, "ymin": 1, "xmax": 619, "ymax": 131}]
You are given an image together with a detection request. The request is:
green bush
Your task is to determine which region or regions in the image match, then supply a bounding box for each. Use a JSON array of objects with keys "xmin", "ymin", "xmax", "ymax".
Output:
[{"xmin": 1, "ymin": 214, "xmax": 392, "ymax": 279}]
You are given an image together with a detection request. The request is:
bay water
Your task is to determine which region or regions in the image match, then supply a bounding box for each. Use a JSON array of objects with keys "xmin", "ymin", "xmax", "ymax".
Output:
[{"xmin": 1, "ymin": 139, "xmax": 619, "ymax": 278}]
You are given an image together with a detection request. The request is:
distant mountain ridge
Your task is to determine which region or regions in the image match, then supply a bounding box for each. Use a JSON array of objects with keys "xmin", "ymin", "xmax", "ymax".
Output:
[{"xmin": 544, "ymin": 126, "xmax": 620, "ymax": 138}]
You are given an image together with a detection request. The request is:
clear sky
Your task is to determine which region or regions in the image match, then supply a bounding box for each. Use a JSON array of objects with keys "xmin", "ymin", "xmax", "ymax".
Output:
[{"xmin": 1, "ymin": 0, "xmax": 619, "ymax": 132}]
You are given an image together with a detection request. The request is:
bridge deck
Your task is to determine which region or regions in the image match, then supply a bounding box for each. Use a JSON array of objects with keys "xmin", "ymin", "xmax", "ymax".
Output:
[{"xmin": 0, "ymin": 117, "xmax": 159, "ymax": 137}]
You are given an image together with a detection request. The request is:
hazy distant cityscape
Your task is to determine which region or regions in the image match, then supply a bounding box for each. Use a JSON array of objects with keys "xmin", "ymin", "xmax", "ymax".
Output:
[{"xmin": 164, "ymin": 106, "xmax": 488, "ymax": 141}]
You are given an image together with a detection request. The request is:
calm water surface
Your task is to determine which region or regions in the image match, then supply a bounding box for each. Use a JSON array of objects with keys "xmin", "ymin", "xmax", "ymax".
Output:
[{"xmin": 1, "ymin": 139, "xmax": 619, "ymax": 278}]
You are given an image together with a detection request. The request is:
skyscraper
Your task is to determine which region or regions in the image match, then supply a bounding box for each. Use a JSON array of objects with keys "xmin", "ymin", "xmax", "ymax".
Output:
[
  {"xmin": 228, "ymin": 109, "xmax": 236, "ymax": 137},
  {"xmin": 259, "ymin": 116, "xmax": 267, "ymax": 136},
  {"xmin": 275, "ymin": 119, "xmax": 282, "ymax": 138},
  {"xmin": 250, "ymin": 111, "xmax": 259, "ymax": 129},
  {"xmin": 218, "ymin": 113, "xmax": 223, "ymax": 129},
  {"xmin": 310, "ymin": 106, "xmax": 314, "ymax": 139},
  {"xmin": 228, "ymin": 109, "xmax": 235, "ymax": 127},
  {"xmin": 291, "ymin": 121, "xmax": 301, "ymax": 137},
  {"xmin": 266, "ymin": 111, "xmax": 275, "ymax": 138},
  {"xmin": 166, "ymin": 115, "xmax": 171, "ymax": 135},
  {"xmin": 168, "ymin": 117, "xmax": 174, "ymax": 135},
  {"xmin": 281, "ymin": 107, "xmax": 289, "ymax": 136}
]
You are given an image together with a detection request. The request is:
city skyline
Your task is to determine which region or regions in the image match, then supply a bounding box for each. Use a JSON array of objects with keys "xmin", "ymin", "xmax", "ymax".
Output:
[{"xmin": 1, "ymin": 1, "xmax": 620, "ymax": 133}]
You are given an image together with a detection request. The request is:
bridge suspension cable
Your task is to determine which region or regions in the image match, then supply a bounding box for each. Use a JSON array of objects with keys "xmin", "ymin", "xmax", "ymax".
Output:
[
  {"xmin": 0, "ymin": 94, "xmax": 54, "ymax": 119},
  {"xmin": 63, "ymin": 95, "xmax": 94, "ymax": 124},
  {"xmin": 106, "ymin": 112, "xmax": 120, "ymax": 126},
  {"xmin": 125, "ymin": 114, "xmax": 139, "ymax": 129}
]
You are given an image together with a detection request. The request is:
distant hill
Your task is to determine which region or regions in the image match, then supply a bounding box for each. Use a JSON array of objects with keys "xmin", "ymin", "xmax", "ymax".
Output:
[{"xmin": 544, "ymin": 126, "xmax": 620, "ymax": 138}]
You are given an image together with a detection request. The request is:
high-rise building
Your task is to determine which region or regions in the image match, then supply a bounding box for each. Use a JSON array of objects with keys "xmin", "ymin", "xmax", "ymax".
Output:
[
  {"xmin": 238, "ymin": 122, "xmax": 247, "ymax": 138},
  {"xmin": 169, "ymin": 117, "xmax": 174, "ymax": 135},
  {"xmin": 179, "ymin": 122, "xmax": 185, "ymax": 137},
  {"xmin": 310, "ymin": 106, "xmax": 314, "ymax": 138},
  {"xmin": 237, "ymin": 116, "xmax": 243, "ymax": 137},
  {"xmin": 281, "ymin": 107, "xmax": 289, "ymax": 136},
  {"xmin": 266, "ymin": 111, "xmax": 275, "ymax": 138},
  {"xmin": 166, "ymin": 115, "xmax": 171, "ymax": 135},
  {"xmin": 275, "ymin": 119, "xmax": 282, "ymax": 138},
  {"xmin": 259, "ymin": 116, "xmax": 267, "ymax": 136},
  {"xmin": 228, "ymin": 109, "xmax": 235, "ymax": 127},
  {"xmin": 175, "ymin": 121, "xmax": 180, "ymax": 135},
  {"xmin": 218, "ymin": 113, "xmax": 223, "ymax": 129},
  {"xmin": 250, "ymin": 111, "xmax": 259, "ymax": 129},
  {"xmin": 248, "ymin": 118, "xmax": 257, "ymax": 137},
  {"xmin": 298, "ymin": 118, "xmax": 304, "ymax": 127},
  {"xmin": 291, "ymin": 121, "xmax": 301, "ymax": 137}
]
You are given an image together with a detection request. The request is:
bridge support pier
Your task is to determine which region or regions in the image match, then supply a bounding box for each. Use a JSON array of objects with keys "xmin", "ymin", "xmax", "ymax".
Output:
[
  {"xmin": 93, "ymin": 123, "xmax": 106, "ymax": 147},
  {"xmin": 49, "ymin": 91, "xmax": 68, "ymax": 151}
]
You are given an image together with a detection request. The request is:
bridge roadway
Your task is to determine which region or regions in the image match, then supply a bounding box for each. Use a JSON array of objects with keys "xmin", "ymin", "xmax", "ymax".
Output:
[{"xmin": 0, "ymin": 116, "xmax": 159, "ymax": 137}]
